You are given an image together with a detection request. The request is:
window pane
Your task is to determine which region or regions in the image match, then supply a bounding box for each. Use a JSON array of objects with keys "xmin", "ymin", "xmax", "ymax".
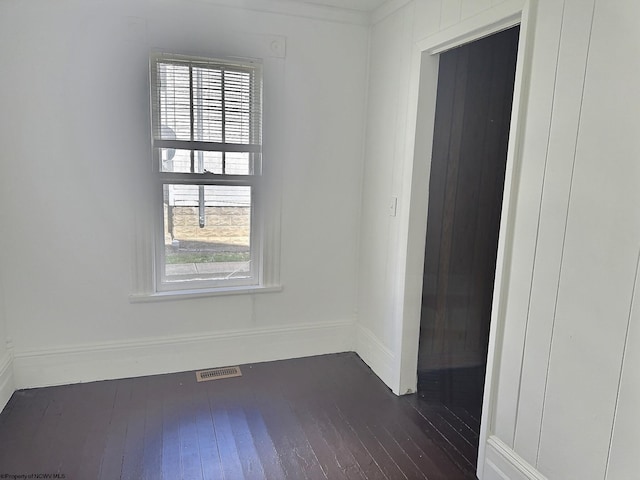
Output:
[
  {"xmin": 159, "ymin": 149, "xmax": 255, "ymax": 175},
  {"xmin": 156, "ymin": 63, "xmax": 255, "ymax": 146},
  {"xmin": 163, "ymin": 184, "xmax": 252, "ymax": 283},
  {"xmin": 157, "ymin": 63, "xmax": 192, "ymax": 141},
  {"xmin": 160, "ymin": 149, "xmax": 223, "ymax": 174},
  {"xmin": 223, "ymin": 69, "xmax": 252, "ymax": 144},
  {"xmin": 193, "ymin": 66, "xmax": 223, "ymax": 143},
  {"xmin": 225, "ymin": 152, "xmax": 251, "ymax": 175}
]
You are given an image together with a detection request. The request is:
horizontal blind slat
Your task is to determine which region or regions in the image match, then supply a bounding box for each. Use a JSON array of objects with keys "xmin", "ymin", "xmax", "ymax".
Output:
[{"xmin": 151, "ymin": 54, "xmax": 262, "ymax": 152}]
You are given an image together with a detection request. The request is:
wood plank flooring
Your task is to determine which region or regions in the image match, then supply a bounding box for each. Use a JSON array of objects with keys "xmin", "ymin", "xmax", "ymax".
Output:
[
  {"xmin": 415, "ymin": 366, "xmax": 485, "ymax": 472},
  {"xmin": 0, "ymin": 353, "xmax": 477, "ymax": 479},
  {"xmin": 408, "ymin": 396, "xmax": 481, "ymax": 474}
]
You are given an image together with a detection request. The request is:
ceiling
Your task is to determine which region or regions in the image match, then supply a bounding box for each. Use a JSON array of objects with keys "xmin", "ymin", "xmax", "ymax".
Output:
[{"xmin": 287, "ymin": 0, "xmax": 388, "ymax": 12}]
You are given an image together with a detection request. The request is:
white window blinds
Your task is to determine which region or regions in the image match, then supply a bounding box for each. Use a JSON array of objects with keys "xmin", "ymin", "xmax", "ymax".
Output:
[{"xmin": 150, "ymin": 54, "xmax": 262, "ymax": 175}]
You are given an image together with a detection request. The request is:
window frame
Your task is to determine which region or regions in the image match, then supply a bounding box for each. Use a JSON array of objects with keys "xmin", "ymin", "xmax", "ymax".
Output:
[{"xmin": 149, "ymin": 52, "xmax": 264, "ymax": 294}]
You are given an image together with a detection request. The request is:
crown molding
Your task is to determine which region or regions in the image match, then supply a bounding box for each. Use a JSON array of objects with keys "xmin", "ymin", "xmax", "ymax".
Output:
[
  {"xmin": 371, "ymin": 0, "xmax": 411, "ymax": 24},
  {"xmin": 189, "ymin": 0, "xmax": 372, "ymax": 25}
]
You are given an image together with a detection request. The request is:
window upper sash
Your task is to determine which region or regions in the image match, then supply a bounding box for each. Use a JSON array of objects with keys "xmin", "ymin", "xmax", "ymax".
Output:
[{"xmin": 150, "ymin": 54, "xmax": 263, "ymax": 175}]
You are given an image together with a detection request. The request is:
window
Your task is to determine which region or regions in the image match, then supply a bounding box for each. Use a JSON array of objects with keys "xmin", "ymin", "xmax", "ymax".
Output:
[{"xmin": 150, "ymin": 53, "xmax": 263, "ymax": 292}]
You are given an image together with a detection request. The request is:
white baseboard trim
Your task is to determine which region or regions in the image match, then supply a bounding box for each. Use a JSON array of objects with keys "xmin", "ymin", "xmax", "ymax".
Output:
[
  {"xmin": 0, "ymin": 352, "xmax": 15, "ymax": 412},
  {"xmin": 13, "ymin": 320, "xmax": 355, "ymax": 389},
  {"xmin": 482, "ymin": 436, "xmax": 547, "ymax": 480},
  {"xmin": 355, "ymin": 323, "xmax": 395, "ymax": 389}
]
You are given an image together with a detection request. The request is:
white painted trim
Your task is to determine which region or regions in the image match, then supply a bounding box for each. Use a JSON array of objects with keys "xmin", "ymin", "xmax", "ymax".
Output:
[
  {"xmin": 12, "ymin": 320, "xmax": 355, "ymax": 389},
  {"xmin": 417, "ymin": 1, "xmax": 523, "ymax": 54},
  {"xmin": 371, "ymin": 0, "xmax": 411, "ymax": 25},
  {"xmin": 394, "ymin": 42, "xmax": 439, "ymax": 396},
  {"xmin": 355, "ymin": 324, "xmax": 395, "ymax": 389},
  {"xmin": 483, "ymin": 436, "xmax": 548, "ymax": 480},
  {"xmin": 478, "ymin": 2, "xmax": 535, "ymax": 477},
  {"xmin": 193, "ymin": 0, "xmax": 371, "ymax": 25},
  {"xmin": 389, "ymin": 0, "xmax": 536, "ymax": 477},
  {"xmin": 0, "ymin": 352, "xmax": 15, "ymax": 412},
  {"xmin": 129, "ymin": 284, "xmax": 283, "ymax": 302},
  {"xmin": 397, "ymin": 1, "xmax": 529, "ymax": 396},
  {"xmin": 134, "ymin": 49, "xmax": 286, "ymax": 300}
]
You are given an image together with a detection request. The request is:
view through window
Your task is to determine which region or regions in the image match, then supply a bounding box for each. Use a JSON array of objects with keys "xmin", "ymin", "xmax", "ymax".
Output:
[{"xmin": 150, "ymin": 54, "xmax": 263, "ymax": 290}]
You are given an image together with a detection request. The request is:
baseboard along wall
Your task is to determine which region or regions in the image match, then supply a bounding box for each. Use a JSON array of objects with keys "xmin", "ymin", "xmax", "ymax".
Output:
[
  {"xmin": 482, "ymin": 436, "xmax": 548, "ymax": 480},
  {"xmin": 354, "ymin": 323, "xmax": 396, "ymax": 388},
  {"xmin": 0, "ymin": 352, "xmax": 15, "ymax": 412},
  {"xmin": 11, "ymin": 320, "xmax": 356, "ymax": 390}
]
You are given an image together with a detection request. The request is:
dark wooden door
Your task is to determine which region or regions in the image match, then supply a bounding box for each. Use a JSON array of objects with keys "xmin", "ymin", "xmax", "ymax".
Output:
[{"xmin": 417, "ymin": 27, "xmax": 519, "ymax": 430}]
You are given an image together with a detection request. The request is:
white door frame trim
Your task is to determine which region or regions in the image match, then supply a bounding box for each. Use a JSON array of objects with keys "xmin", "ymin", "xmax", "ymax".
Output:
[{"xmin": 392, "ymin": 2, "xmax": 535, "ymax": 478}]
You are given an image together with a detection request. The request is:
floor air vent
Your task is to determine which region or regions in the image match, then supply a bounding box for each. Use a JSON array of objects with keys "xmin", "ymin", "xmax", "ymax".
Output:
[{"xmin": 196, "ymin": 366, "xmax": 242, "ymax": 382}]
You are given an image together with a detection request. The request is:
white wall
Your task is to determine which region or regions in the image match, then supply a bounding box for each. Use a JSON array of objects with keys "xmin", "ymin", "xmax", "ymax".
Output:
[
  {"xmin": 2, "ymin": 0, "xmax": 637, "ymax": 475},
  {"xmin": 357, "ymin": 0, "xmax": 526, "ymax": 392},
  {"xmin": 0, "ymin": 51, "xmax": 13, "ymax": 408},
  {"xmin": 356, "ymin": 0, "xmax": 416, "ymax": 388},
  {"xmin": 505, "ymin": 1, "xmax": 640, "ymax": 478},
  {"xmin": 359, "ymin": 0, "xmax": 639, "ymax": 478},
  {"xmin": 0, "ymin": 0, "xmax": 369, "ymax": 388}
]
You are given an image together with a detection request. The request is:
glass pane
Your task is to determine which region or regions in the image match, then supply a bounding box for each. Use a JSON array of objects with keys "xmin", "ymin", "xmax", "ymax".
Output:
[
  {"xmin": 159, "ymin": 149, "xmax": 255, "ymax": 175},
  {"xmin": 225, "ymin": 152, "xmax": 251, "ymax": 175},
  {"xmin": 162, "ymin": 184, "xmax": 252, "ymax": 283},
  {"xmin": 157, "ymin": 63, "xmax": 192, "ymax": 141},
  {"xmin": 193, "ymin": 66, "xmax": 223, "ymax": 143},
  {"xmin": 224, "ymin": 69, "xmax": 252, "ymax": 144},
  {"xmin": 160, "ymin": 149, "xmax": 223, "ymax": 174}
]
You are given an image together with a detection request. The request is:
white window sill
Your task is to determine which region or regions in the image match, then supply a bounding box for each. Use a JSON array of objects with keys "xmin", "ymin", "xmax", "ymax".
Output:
[{"xmin": 129, "ymin": 284, "xmax": 283, "ymax": 303}]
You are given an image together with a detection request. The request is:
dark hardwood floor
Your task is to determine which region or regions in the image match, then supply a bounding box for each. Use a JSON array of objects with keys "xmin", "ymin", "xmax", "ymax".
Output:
[
  {"xmin": 0, "ymin": 353, "xmax": 477, "ymax": 479},
  {"xmin": 415, "ymin": 366, "xmax": 484, "ymax": 471}
]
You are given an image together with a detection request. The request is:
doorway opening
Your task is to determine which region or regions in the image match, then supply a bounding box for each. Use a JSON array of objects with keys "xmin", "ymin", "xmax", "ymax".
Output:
[{"xmin": 416, "ymin": 26, "xmax": 520, "ymax": 474}]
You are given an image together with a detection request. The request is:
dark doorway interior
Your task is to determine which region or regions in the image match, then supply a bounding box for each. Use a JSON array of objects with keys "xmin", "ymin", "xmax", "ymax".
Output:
[{"xmin": 417, "ymin": 26, "xmax": 520, "ymax": 473}]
